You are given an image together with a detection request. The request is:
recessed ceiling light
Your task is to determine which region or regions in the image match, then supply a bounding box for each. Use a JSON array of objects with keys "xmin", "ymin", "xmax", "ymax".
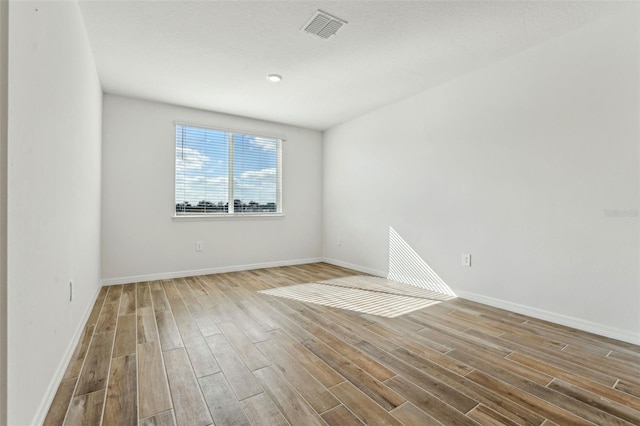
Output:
[{"xmin": 266, "ymin": 74, "xmax": 282, "ymax": 83}]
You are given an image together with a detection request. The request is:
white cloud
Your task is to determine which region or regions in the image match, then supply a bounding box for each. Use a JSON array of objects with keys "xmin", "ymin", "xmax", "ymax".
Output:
[
  {"xmin": 239, "ymin": 168, "xmax": 276, "ymax": 180},
  {"xmin": 249, "ymin": 137, "xmax": 277, "ymax": 152},
  {"xmin": 206, "ymin": 176, "xmax": 229, "ymax": 186},
  {"xmin": 234, "ymin": 168, "xmax": 277, "ymax": 202},
  {"xmin": 176, "ymin": 146, "xmax": 210, "ymax": 173}
]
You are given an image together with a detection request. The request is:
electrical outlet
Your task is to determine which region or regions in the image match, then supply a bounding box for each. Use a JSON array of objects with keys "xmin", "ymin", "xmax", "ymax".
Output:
[
  {"xmin": 337, "ymin": 237, "xmax": 342, "ymax": 247},
  {"xmin": 462, "ymin": 253, "xmax": 471, "ymax": 267},
  {"xmin": 69, "ymin": 281, "xmax": 73, "ymax": 302},
  {"xmin": 195, "ymin": 241, "xmax": 203, "ymax": 252}
]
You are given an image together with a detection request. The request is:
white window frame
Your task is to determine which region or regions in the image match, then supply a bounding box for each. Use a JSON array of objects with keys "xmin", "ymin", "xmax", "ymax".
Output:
[{"xmin": 173, "ymin": 122, "xmax": 283, "ymax": 220}]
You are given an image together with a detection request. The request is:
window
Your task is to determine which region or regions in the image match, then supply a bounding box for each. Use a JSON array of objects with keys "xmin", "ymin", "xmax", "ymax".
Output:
[{"xmin": 175, "ymin": 124, "xmax": 282, "ymax": 216}]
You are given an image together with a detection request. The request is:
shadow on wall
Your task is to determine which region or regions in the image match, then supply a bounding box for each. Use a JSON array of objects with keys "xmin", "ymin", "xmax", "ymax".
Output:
[{"xmin": 388, "ymin": 227, "xmax": 456, "ymax": 298}]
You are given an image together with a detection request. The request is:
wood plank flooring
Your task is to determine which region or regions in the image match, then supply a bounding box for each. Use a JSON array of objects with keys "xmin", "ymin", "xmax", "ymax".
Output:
[{"xmin": 44, "ymin": 263, "xmax": 640, "ymax": 425}]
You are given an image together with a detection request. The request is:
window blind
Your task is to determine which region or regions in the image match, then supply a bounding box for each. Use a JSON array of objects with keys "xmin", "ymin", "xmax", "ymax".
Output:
[{"xmin": 175, "ymin": 124, "xmax": 281, "ymax": 215}]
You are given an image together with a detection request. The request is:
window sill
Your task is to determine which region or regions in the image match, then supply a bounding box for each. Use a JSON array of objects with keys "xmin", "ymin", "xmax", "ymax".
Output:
[{"xmin": 172, "ymin": 213, "xmax": 284, "ymax": 221}]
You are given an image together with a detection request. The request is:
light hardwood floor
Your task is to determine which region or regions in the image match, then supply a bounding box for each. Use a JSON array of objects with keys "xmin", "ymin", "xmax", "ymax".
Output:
[{"xmin": 44, "ymin": 263, "xmax": 640, "ymax": 425}]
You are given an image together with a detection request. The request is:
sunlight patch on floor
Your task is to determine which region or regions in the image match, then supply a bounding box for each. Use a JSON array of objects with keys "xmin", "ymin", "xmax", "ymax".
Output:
[{"xmin": 259, "ymin": 275, "xmax": 452, "ymax": 318}]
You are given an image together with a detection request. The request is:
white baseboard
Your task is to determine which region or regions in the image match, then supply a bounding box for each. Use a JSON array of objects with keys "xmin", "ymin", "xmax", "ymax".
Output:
[
  {"xmin": 321, "ymin": 257, "xmax": 386, "ymax": 278},
  {"xmin": 101, "ymin": 257, "xmax": 324, "ymax": 286},
  {"xmin": 32, "ymin": 283, "xmax": 103, "ymax": 426},
  {"xmin": 457, "ymin": 290, "xmax": 640, "ymax": 346}
]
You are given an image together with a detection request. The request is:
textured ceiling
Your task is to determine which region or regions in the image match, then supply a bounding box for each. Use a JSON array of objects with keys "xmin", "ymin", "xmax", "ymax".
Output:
[{"xmin": 78, "ymin": 1, "xmax": 630, "ymax": 131}]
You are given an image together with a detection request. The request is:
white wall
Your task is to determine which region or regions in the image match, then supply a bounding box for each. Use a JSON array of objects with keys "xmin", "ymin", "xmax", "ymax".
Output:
[
  {"xmin": 323, "ymin": 10, "xmax": 640, "ymax": 343},
  {"xmin": 7, "ymin": 2, "xmax": 103, "ymax": 424},
  {"xmin": 102, "ymin": 95, "xmax": 323, "ymax": 283}
]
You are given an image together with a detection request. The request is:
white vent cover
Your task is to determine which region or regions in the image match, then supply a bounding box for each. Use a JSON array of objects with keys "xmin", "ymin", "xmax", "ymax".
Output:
[{"xmin": 301, "ymin": 10, "xmax": 347, "ymax": 40}]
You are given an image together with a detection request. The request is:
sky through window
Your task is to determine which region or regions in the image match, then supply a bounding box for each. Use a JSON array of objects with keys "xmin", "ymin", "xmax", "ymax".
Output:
[{"xmin": 175, "ymin": 125, "xmax": 280, "ymax": 214}]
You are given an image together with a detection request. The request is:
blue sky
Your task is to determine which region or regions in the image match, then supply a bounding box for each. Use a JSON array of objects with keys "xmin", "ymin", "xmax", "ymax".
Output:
[{"xmin": 175, "ymin": 125, "xmax": 278, "ymax": 206}]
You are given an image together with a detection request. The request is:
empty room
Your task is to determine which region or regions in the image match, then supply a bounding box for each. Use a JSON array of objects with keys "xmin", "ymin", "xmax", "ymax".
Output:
[{"xmin": 1, "ymin": 0, "xmax": 639, "ymax": 425}]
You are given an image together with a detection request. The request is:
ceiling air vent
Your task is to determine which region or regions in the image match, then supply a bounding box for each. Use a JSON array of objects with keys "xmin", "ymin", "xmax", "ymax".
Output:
[{"xmin": 302, "ymin": 10, "xmax": 347, "ymax": 40}]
